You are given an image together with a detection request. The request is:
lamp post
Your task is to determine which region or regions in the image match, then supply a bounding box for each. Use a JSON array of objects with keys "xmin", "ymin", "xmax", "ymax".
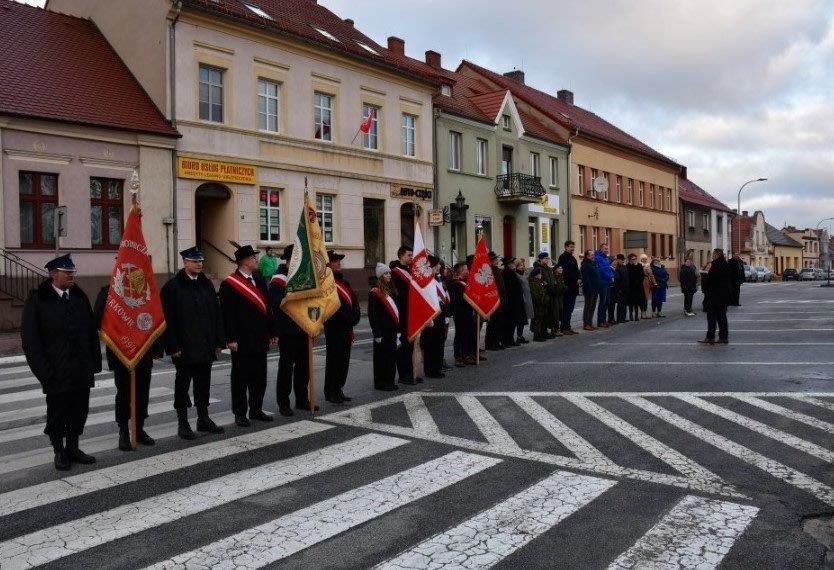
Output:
[
  {"xmin": 816, "ymin": 217, "xmax": 834, "ymax": 287},
  {"xmin": 735, "ymin": 178, "xmax": 767, "ymax": 259}
]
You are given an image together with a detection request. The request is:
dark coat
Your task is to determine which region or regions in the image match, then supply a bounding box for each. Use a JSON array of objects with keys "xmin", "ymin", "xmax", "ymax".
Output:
[
  {"xmin": 557, "ymin": 251, "xmax": 580, "ymax": 295},
  {"xmin": 94, "ymin": 285, "xmax": 162, "ymax": 372},
  {"xmin": 448, "ymin": 278, "xmax": 474, "ymax": 323},
  {"xmin": 728, "ymin": 257, "xmax": 745, "ymax": 286},
  {"xmin": 613, "ymin": 264, "xmax": 630, "ymax": 299},
  {"xmin": 502, "ymin": 267, "xmax": 527, "ymax": 326},
  {"xmin": 268, "ymin": 264, "xmax": 306, "ymax": 337},
  {"xmin": 580, "ymin": 258, "xmax": 601, "ymax": 296},
  {"xmin": 679, "ymin": 264, "xmax": 699, "ymax": 294},
  {"xmin": 219, "ymin": 270, "xmax": 272, "ymax": 353},
  {"xmin": 22, "ymin": 280, "xmax": 102, "ymax": 395},
  {"xmin": 389, "ymin": 261, "xmax": 411, "ymax": 331},
  {"xmin": 160, "ymin": 269, "xmax": 225, "ymax": 364},
  {"xmin": 626, "ymin": 263, "xmax": 646, "ymax": 304},
  {"xmin": 368, "ymin": 287, "xmax": 399, "ymax": 339},
  {"xmin": 325, "ymin": 271, "xmax": 361, "ymax": 334},
  {"xmin": 705, "ymin": 256, "xmax": 732, "ymax": 309}
]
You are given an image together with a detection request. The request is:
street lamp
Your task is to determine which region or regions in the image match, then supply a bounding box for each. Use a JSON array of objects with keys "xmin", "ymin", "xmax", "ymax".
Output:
[
  {"xmin": 816, "ymin": 217, "xmax": 834, "ymax": 287},
  {"xmin": 735, "ymin": 178, "xmax": 767, "ymax": 258}
]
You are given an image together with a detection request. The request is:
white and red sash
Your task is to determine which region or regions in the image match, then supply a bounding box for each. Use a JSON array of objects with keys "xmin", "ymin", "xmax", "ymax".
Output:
[
  {"xmin": 392, "ymin": 265, "xmax": 411, "ymax": 284},
  {"xmin": 225, "ymin": 271, "xmax": 266, "ymax": 314},
  {"xmin": 371, "ymin": 287, "xmax": 399, "ymax": 327},
  {"xmin": 435, "ymin": 281, "xmax": 449, "ymax": 306},
  {"xmin": 270, "ymin": 273, "xmax": 287, "ymax": 287},
  {"xmin": 334, "ymin": 279, "xmax": 353, "ymax": 308}
]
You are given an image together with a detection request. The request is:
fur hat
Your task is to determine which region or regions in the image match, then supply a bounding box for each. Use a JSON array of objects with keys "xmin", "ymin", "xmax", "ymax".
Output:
[{"xmin": 375, "ymin": 262, "xmax": 390, "ymax": 279}]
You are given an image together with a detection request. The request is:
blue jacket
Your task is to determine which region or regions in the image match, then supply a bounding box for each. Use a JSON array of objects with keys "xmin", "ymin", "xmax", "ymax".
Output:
[
  {"xmin": 580, "ymin": 258, "xmax": 601, "ymax": 295},
  {"xmin": 594, "ymin": 250, "xmax": 615, "ymax": 284}
]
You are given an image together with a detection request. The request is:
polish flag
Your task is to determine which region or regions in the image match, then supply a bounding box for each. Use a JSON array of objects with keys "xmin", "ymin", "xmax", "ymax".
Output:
[
  {"xmin": 406, "ymin": 219, "xmax": 440, "ymax": 341},
  {"xmin": 464, "ymin": 233, "xmax": 500, "ymax": 319},
  {"xmin": 359, "ymin": 107, "xmax": 375, "ymax": 134}
]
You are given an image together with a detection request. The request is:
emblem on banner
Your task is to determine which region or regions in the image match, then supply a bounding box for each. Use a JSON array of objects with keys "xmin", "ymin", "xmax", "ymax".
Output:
[
  {"xmin": 112, "ymin": 264, "xmax": 151, "ymax": 308},
  {"xmin": 474, "ymin": 264, "xmax": 494, "ymax": 286}
]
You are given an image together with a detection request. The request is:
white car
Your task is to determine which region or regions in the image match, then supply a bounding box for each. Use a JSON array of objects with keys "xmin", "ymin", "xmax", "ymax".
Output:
[
  {"xmin": 754, "ymin": 266, "xmax": 773, "ymax": 282},
  {"xmin": 799, "ymin": 268, "xmax": 816, "ymax": 281}
]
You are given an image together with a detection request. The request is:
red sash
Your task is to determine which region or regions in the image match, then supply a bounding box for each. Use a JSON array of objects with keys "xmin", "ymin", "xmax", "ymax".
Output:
[
  {"xmin": 335, "ymin": 280, "xmax": 353, "ymax": 308},
  {"xmin": 392, "ymin": 266, "xmax": 411, "ymax": 284},
  {"xmin": 436, "ymin": 281, "xmax": 449, "ymax": 305},
  {"xmin": 270, "ymin": 273, "xmax": 287, "ymax": 287},
  {"xmin": 372, "ymin": 287, "xmax": 399, "ymax": 326},
  {"xmin": 224, "ymin": 272, "xmax": 266, "ymax": 314}
]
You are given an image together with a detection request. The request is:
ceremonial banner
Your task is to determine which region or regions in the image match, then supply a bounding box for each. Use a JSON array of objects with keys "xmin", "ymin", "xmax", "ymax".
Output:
[
  {"xmin": 406, "ymin": 219, "xmax": 440, "ymax": 341},
  {"xmin": 99, "ymin": 206, "xmax": 166, "ymax": 368},
  {"xmin": 464, "ymin": 234, "xmax": 500, "ymax": 319},
  {"xmin": 281, "ymin": 192, "xmax": 340, "ymax": 337}
]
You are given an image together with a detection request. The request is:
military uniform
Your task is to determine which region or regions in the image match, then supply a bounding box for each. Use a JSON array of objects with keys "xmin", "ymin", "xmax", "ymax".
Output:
[
  {"xmin": 324, "ymin": 251, "xmax": 361, "ymax": 403},
  {"xmin": 528, "ymin": 271, "xmax": 550, "ymax": 341},
  {"xmin": 421, "ymin": 257, "xmax": 448, "ymax": 378},
  {"xmin": 448, "ymin": 275, "xmax": 475, "ymax": 365},
  {"xmin": 390, "ymin": 259, "xmax": 418, "ymax": 384},
  {"xmin": 484, "ymin": 253, "xmax": 507, "ymax": 350}
]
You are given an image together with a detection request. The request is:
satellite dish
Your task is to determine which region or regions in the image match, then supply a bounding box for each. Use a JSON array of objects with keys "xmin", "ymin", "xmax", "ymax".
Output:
[{"xmin": 592, "ymin": 176, "xmax": 609, "ymax": 197}]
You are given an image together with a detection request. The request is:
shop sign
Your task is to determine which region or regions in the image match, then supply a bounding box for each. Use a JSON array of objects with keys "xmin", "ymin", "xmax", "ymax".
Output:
[
  {"xmin": 529, "ymin": 193, "xmax": 560, "ymax": 215},
  {"xmin": 391, "ymin": 185, "xmax": 433, "ymax": 201},
  {"xmin": 428, "ymin": 209, "xmax": 445, "ymax": 226},
  {"xmin": 178, "ymin": 157, "xmax": 257, "ymax": 185}
]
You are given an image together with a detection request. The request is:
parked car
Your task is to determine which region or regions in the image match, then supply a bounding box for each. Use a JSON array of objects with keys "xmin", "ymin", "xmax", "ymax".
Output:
[
  {"xmin": 782, "ymin": 268, "xmax": 800, "ymax": 281},
  {"xmin": 814, "ymin": 267, "xmax": 826, "ymax": 280},
  {"xmin": 754, "ymin": 266, "xmax": 773, "ymax": 282},
  {"xmin": 744, "ymin": 264, "xmax": 756, "ymax": 282},
  {"xmin": 800, "ymin": 268, "xmax": 816, "ymax": 281}
]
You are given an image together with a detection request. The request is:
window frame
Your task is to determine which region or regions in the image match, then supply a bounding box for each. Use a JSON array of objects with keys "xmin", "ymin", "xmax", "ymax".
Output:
[
  {"xmin": 579, "ymin": 225, "xmax": 586, "ymax": 253},
  {"xmin": 476, "ymin": 138, "xmax": 487, "ymax": 175},
  {"xmin": 627, "ymin": 178, "xmax": 634, "ymax": 204},
  {"xmin": 648, "ymin": 184, "xmax": 655, "ymax": 208},
  {"xmin": 687, "ymin": 210, "xmax": 695, "ymax": 229},
  {"xmin": 666, "ymin": 188, "xmax": 673, "ymax": 212},
  {"xmin": 703, "ymin": 212, "xmax": 710, "ymax": 232},
  {"xmin": 90, "ymin": 177, "xmax": 124, "ymax": 250},
  {"xmin": 402, "ymin": 113, "xmax": 416, "ymax": 157},
  {"xmin": 18, "ymin": 171, "xmax": 58, "ymax": 249},
  {"xmin": 590, "ymin": 168, "xmax": 599, "ymax": 198},
  {"xmin": 449, "ymin": 131, "xmax": 462, "ymax": 171},
  {"xmin": 577, "ymin": 165, "xmax": 585, "ymax": 195},
  {"xmin": 259, "ymin": 187, "xmax": 281, "ymax": 242},
  {"xmin": 314, "ymin": 91, "xmax": 334, "ymax": 141},
  {"xmin": 501, "ymin": 114, "xmax": 511, "ymax": 129},
  {"xmin": 315, "ymin": 193, "xmax": 336, "ymax": 244},
  {"xmin": 362, "ymin": 103, "xmax": 380, "ymax": 150},
  {"xmin": 549, "ymin": 157, "xmax": 558, "ymax": 187},
  {"xmin": 638, "ymin": 181, "xmax": 645, "ymax": 206},
  {"xmin": 198, "ymin": 64, "xmax": 224, "ymax": 123},
  {"xmin": 257, "ymin": 77, "xmax": 280, "ymax": 132},
  {"xmin": 602, "ymin": 172, "xmax": 610, "ymax": 201},
  {"xmin": 530, "ymin": 152, "xmax": 541, "ymax": 178},
  {"xmin": 615, "ymin": 175, "xmax": 622, "ymax": 202}
]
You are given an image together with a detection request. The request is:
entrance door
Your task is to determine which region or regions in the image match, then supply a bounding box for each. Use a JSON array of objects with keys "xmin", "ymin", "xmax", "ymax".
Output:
[
  {"xmin": 501, "ymin": 146, "xmax": 513, "ymax": 175},
  {"xmin": 550, "ymin": 219, "xmax": 559, "ymax": 255},
  {"xmin": 528, "ymin": 217, "xmax": 537, "ymax": 259},
  {"xmin": 503, "ymin": 216, "xmax": 514, "ymax": 257},
  {"xmin": 194, "ymin": 182, "xmax": 233, "ymax": 276},
  {"xmin": 363, "ymin": 198, "xmax": 385, "ymax": 267}
]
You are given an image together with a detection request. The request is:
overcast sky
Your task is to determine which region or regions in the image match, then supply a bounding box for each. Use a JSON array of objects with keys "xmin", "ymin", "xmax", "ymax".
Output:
[{"xmin": 24, "ymin": 0, "xmax": 834, "ymax": 230}]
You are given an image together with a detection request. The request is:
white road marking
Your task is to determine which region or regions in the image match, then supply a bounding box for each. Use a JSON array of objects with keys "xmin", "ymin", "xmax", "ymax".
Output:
[
  {"xmin": 456, "ymin": 395, "xmax": 522, "ymax": 452},
  {"xmin": 676, "ymin": 395, "xmax": 834, "ymax": 462},
  {"xmin": 608, "ymin": 495, "xmax": 758, "ymax": 570},
  {"xmin": 402, "ymin": 393, "xmax": 442, "ymax": 438},
  {"xmin": 624, "ymin": 396, "xmax": 834, "ymax": 506},
  {"xmin": 731, "ymin": 395, "xmax": 834, "ymax": 434},
  {"xmin": 590, "ymin": 342, "xmax": 834, "ymax": 346},
  {"xmin": 789, "ymin": 395, "xmax": 834, "ymax": 413},
  {"xmin": 379, "ymin": 470, "xmax": 616, "ymax": 570},
  {"xmin": 0, "ymin": 387, "xmax": 173, "ymax": 424},
  {"xmin": 661, "ymin": 329, "xmax": 834, "ymax": 332},
  {"xmin": 513, "ymin": 361, "xmax": 834, "ymax": 366},
  {"xmin": 0, "ymin": 420, "xmax": 331, "ymax": 517},
  {"xmin": 0, "ymin": 379, "xmax": 117, "ymax": 405},
  {"xmin": 146, "ymin": 451, "xmax": 501, "ymax": 569},
  {"xmin": 0, "ymin": 433, "xmax": 409, "ymax": 569},
  {"xmin": 759, "ymin": 300, "xmax": 834, "ymax": 304},
  {"xmin": 0, "ymin": 365, "xmax": 37, "ymax": 377},
  {"xmin": 730, "ymin": 318, "xmax": 834, "ymax": 322}
]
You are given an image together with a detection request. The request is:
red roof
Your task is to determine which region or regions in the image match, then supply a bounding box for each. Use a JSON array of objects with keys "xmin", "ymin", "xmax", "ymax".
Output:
[
  {"xmin": 458, "ymin": 60, "xmax": 680, "ymax": 168},
  {"xmin": 0, "ymin": 0, "xmax": 178, "ymax": 137},
  {"xmin": 678, "ymin": 178, "xmax": 732, "ymax": 213},
  {"xmin": 182, "ymin": 0, "xmax": 444, "ymax": 85}
]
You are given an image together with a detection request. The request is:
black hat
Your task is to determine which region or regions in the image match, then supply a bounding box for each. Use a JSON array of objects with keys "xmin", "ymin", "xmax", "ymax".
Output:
[
  {"xmin": 530, "ymin": 267, "xmax": 542, "ymax": 278},
  {"xmin": 427, "ymin": 254, "xmax": 440, "ymax": 267},
  {"xmin": 616, "ymin": 253, "xmax": 625, "ymax": 260},
  {"xmin": 234, "ymin": 245, "xmax": 258, "ymax": 263},
  {"xmin": 280, "ymin": 244, "xmax": 294, "ymax": 261},
  {"xmin": 179, "ymin": 246, "xmax": 204, "ymax": 261},
  {"xmin": 465, "ymin": 254, "xmax": 475, "ymax": 267},
  {"xmin": 537, "ymin": 252, "xmax": 550, "ymax": 260},
  {"xmin": 45, "ymin": 253, "xmax": 76, "ymax": 272},
  {"xmin": 501, "ymin": 256, "xmax": 516, "ymax": 265},
  {"xmin": 488, "ymin": 251, "xmax": 498, "ymax": 260},
  {"xmin": 327, "ymin": 250, "xmax": 345, "ymax": 262}
]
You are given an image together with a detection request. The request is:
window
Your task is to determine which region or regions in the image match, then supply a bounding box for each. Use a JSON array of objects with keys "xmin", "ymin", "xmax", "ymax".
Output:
[
  {"xmin": 19, "ymin": 172, "xmax": 57, "ymax": 248},
  {"xmin": 717, "ymin": 215, "xmax": 723, "ymax": 236},
  {"xmin": 602, "ymin": 172, "xmax": 610, "ymax": 200},
  {"xmin": 579, "ymin": 225, "xmax": 586, "ymax": 252},
  {"xmin": 687, "ymin": 210, "xmax": 695, "ymax": 229},
  {"xmin": 627, "ymin": 178, "xmax": 633, "ymax": 204},
  {"xmin": 356, "ymin": 42, "xmax": 379, "ymax": 55},
  {"xmin": 257, "ymin": 78, "xmax": 279, "ymax": 132},
  {"xmin": 259, "ymin": 187, "xmax": 281, "ymax": 241},
  {"xmin": 243, "ymin": 3, "xmax": 272, "ymax": 19},
  {"xmin": 315, "ymin": 193, "xmax": 335, "ymax": 243},
  {"xmin": 530, "ymin": 152, "xmax": 540, "ymax": 177},
  {"xmin": 648, "ymin": 184, "xmax": 655, "ymax": 208},
  {"xmin": 660, "ymin": 233, "xmax": 666, "ymax": 257},
  {"xmin": 313, "ymin": 26, "xmax": 340, "ymax": 42},
  {"xmin": 604, "ymin": 227, "xmax": 611, "ymax": 246},
  {"xmin": 615, "ymin": 176, "xmax": 622, "ymax": 202},
  {"xmin": 449, "ymin": 131, "xmax": 461, "ymax": 170},
  {"xmin": 639, "ymin": 181, "xmax": 645, "ymax": 206},
  {"xmin": 90, "ymin": 177, "xmax": 123, "ymax": 249},
  {"xmin": 703, "ymin": 212, "xmax": 709, "ymax": 231},
  {"xmin": 577, "ymin": 165, "xmax": 585, "ymax": 195},
  {"xmin": 441, "ymin": 84, "xmax": 452, "ymax": 97},
  {"xmin": 549, "ymin": 157, "xmax": 558, "ymax": 186},
  {"xmin": 402, "ymin": 114, "xmax": 416, "ymax": 157},
  {"xmin": 657, "ymin": 187, "xmax": 664, "ymax": 210},
  {"xmin": 592, "ymin": 226, "xmax": 598, "ymax": 250},
  {"xmin": 590, "ymin": 168, "xmax": 599, "ymax": 197},
  {"xmin": 501, "ymin": 114, "xmax": 511, "ymax": 129},
  {"xmin": 314, "ymin": 91, "xmax": 333, "ymax": 141},
  {"xmin": 199, "ymin": 64, "xmax": 224, "ymax": 122},
  {"xmin": 476, "ymin": 138, "xmax": 487, "ymax": 175},
  {"xmin": 362, "ymin": 104, "xmax": 380, "ymax": 150},
  {"xmin": 666, "ymin": 189, "xmax": 672, "ymax": 211}
]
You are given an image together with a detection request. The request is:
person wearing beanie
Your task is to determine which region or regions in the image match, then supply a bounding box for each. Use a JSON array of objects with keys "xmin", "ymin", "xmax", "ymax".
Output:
[{"xmin": 368, "ymin": 263, "xmax": 399, "ymax": 390}]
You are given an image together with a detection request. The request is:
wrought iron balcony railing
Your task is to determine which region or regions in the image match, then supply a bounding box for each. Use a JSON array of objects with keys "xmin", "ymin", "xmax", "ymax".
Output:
[{"xmin": 494, "ymin": 173, "xmax": 545, "ymax": 203}]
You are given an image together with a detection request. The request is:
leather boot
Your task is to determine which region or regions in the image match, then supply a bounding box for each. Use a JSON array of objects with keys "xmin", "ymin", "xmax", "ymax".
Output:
[
  {"xmin": 136, "ymin": 420, "xmax": 155, "ymax": 446},
  {"xmin": 177, "ymin": 409, "xmax": 197, "ymax": 440},
  {"xmin": 196, "ymin": 408, "xmax": 224, "ymax": 434},
  {"xmin": 51, "ymin": 436, "xmax": 71, "ymax": 471},
  {"xmin": 66, "ymin": 435, "xmax": 96, "ymax": 464},
  {"xmin": 118, "ymin": 425, "xmax": 133, "ymax": 451}
]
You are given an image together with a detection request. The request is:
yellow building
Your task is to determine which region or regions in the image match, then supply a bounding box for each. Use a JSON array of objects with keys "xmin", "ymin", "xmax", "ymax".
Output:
[{"xmin": 766, "ymin": 224, "xmax": 803, "ymax": 275}]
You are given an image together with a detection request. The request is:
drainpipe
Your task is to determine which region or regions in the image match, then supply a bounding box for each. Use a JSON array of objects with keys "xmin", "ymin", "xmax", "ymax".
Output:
[
  {"xmin": 432, "ymin": 107, "xmax": 440, "ymax": 258},
  {"xmin": 565, "ymin": 127, "xmax": 580, "ymax": 242},
  {"xmin": 169, "ymin": 0, "xmax": 182, "ymax": 274}
]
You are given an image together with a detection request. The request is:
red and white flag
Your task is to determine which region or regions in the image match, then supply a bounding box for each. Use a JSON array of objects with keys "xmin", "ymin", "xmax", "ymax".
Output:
[
  {"xmin": 406, "ymin": 219, "xmax": 440, "ymax": 341},
  {"xmin": 359, "ymin": 107, "xmax": 375, "ymax": 134},
  {"xmin": 464, "ymin": 233, "xmax": 500, "ymax": 319}
]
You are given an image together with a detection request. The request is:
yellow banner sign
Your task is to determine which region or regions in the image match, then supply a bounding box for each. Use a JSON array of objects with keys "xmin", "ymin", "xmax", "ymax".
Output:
[{"xmin": 177, "ymin": 157, "xmax": 257, "ymax": 185}]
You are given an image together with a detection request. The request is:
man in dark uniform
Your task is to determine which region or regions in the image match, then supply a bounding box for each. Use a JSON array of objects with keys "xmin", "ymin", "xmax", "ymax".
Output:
[
  {"xmin": 323, "ymin": 250, "xmax": 361, "ymax": 403},
  {"xmin": 269, "ymin": 245, "xmax": 315, "ymax": 415},
  {"xmin": 558, "ymin": 241, "xmax": 580, "ymax": 334},
  {"xmin": 160, "ymin": 247, "xmax": 225, "ymax": 440},
  {"xmin": 94, "ymin": 285, "xmax": 162, "ymax": 451},
  {"xmin": 22, "ymin": 254, "xmax": 101, "ymax": 471},
  {"xmin": 449, "ymin": 261, "xmax": 475, "ymax": 366},
  {"xmin": 728, "ymin": 253, "xmax": 745, "ymax": 306},
  {"xmin": 421, "ymin": 255, "xmax": 448, "ymax": 378},
  {"xmin": 219, "ymin": 245, "xmax": 275, "ymax": 427},
  {"xmin": 390, "ymin": 245, "xmax": 419, "ymax": 385},
  {"xmin": 484, "ymin": 251, "xmax": 507, "ymax": 350}
]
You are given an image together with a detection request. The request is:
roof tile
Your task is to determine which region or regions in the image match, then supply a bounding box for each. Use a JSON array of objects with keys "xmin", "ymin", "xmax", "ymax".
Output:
[{"xmin": 678, "ymin": 177, "xmax": 732, "ymax": 213}]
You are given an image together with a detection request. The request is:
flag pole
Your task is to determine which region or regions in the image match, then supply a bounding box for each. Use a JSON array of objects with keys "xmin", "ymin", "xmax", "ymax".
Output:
[
  {"xmin": 476, "ymin": 315, "xmax": 481, "ymax": 366},
  {"xmin": 129, "ymin": 169, "xmax": 140, "ymax": 449},
  {"xmin": 308, "ymin": 335, "xmax": 316, "ymax": 413}
]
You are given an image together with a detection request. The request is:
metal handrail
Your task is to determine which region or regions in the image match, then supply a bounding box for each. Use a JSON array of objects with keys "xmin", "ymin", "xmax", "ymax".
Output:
[
  {"xmin": 494, "ymin": 173, "xmax": 546, "ymax": 200},
  {"xmin": 0, "ymin": 248, "xmax": 47, "ymax": 303},
  {"xmin": 201, "ymin": 239, "xmax": 236, "ymax": 264}
]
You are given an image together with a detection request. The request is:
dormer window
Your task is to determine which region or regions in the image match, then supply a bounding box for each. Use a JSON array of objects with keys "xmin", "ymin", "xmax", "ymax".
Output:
[
  {"xmin": 313, "ymin": 26, "xmax": 340, "ymax": 42},
  {"xmin": 357, "ymin": 42, "xmax": 379, "ymax": 55},
  {"xmin": 441, "ymin": 84, "xmax": 452, "ymax": 97},
  {"xmin": 501, "ymin": 114, "xmax": 511, "ymax": 129},
  {"xmin": 243, "ymin": 3, "xmax": 272, "ymax": 19}
]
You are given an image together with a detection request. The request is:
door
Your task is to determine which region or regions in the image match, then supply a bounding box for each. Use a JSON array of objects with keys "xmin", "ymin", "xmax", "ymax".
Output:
[
  {"xmin": 528, "ymin": 217, "xmax": 537, "ymax": 259},
  {"xmin": 363, "ymin": 198, "xmax": 385, "ymax": 267},
  {"xmin": 503, "ymin": 216, "xmax": 514, "ymax": 257},
  {"xmin": 550, "ymin": 219, "xmax": 559, "ymax": 255},
  {"xmin": 501, "ymin": 146, "xmax": 513, "ymax": 175}
]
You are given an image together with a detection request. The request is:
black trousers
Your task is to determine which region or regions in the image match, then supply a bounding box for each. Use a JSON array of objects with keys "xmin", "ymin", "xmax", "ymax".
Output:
[
  {"xmin": 173, "ymin": 361, "xmax": 212, "ymax": 411},
  {"xmin": 230, "ymin": 351, "xmax": 267, "ymax": 417},
  {"xmin": 277, "ymin": 335, "xmax": 309, "ymax": 406},
  {"xmin": 45, "ymin": 387, "xmax": 90, "ymax": 438},
  {"xmin": 421, "ymin": 322, "xmax": 445, "ymax": 375},
  {"xmin": 616, "ymin": 294, "xmax": 627, "ymax": 323},
  {"xmin": 707, "ymin": 306, "xmax": 729, "ymax": 341},
  {"xmin": 485, "ymin": 307, "xmax": 504, "ymax": 348},
  {"xmin": 374, "ymin": 334, "xmax": 397, "ymax": 389},
  {"xmin": 583, "ymin": 293, "xmax": 598, "ymax": 327},
  {"xmin": 684, "ymin": 292, "xmax": 695, "ymax": 313},
  {"xmin": 731, "ymin": 283, "xmax": 741, "ymax": 305},
  {"xmin": 396, "ymin": 332, "xmax": 415, "ymax": 380},
  {"xmin": 608, "ymin": 286, "xmax": 617, "ymax": 323},
  {"xmin": 453, "ymin": 314, "xmax": 475, "ymax": 358},
  {"xmin": 560, "ymin": 292, "xmax": 577, "ymax": 331},
  {"xmin": 114, "ymin": 361, "xmax": 152, "ymax": 428},
  {"xmin": 324, "ymin": 329, "xmax": 352, "ymax": 397}
]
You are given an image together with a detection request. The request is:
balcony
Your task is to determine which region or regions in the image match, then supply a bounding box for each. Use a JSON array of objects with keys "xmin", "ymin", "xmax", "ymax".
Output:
[{"xmin": 494, "ymin": 173, "xmax": 545, "ymax": 203}]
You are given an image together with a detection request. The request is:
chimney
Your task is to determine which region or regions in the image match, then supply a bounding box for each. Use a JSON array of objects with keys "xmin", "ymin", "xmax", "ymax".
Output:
[
  {"xmin": 344, "ymin": 18, "xmax": 354, "ymax": 27},
  {"xmin": 387, "ymin": 36, "xmax": 405, "ymax": 56},
  {"xmin": 503, "ymin": 70, "xmax": 525, "ymax": 85},
  {"xmin": 425, "ymin": 50, "xmax": 441, "ymax": 70},
  {"xmin": 557, "ymin": 89, "xmax": 574, "ymax": 105},
  {"xmin": 742, "ymin": 210, "xmax": 749, "ymax": 217}
]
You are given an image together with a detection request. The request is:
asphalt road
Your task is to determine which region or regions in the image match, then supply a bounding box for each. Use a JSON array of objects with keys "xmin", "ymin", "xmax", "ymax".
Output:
[{"xmin": 0, "ymin": 280, "xmax": 831, "ymax": 568}]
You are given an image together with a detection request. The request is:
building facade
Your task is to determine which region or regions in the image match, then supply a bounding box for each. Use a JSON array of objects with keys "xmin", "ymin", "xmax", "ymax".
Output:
[
  {"xmin": 783, "ymin": 227, "xmax": 820, "ymax": 268},
  {"xmin": 49, "ymin": 0, "xmax": 441, "ymax": 288},
  {"xmin": 765, "ymin": 224, "xmax": 803, "ymax": 275},
  {"xmin": 732, "ymin": 211, "xmax": 773, "ymax": 269},
  {"xmin": 678, "ymin": 176, "xmax": 732, "ymax": 268}
]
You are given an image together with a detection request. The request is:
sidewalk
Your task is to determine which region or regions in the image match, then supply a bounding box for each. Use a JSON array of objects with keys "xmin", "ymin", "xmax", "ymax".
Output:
[{"xmin": 0, "ymin": 331, "xmax": 21, "ymax": 357}]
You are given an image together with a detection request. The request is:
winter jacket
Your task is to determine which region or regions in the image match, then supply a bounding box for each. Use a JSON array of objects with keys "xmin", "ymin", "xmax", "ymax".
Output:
[
  {"xmin": 219, "ymin": 270, "xmax": 272, "ymax": 353},
  {"xmin": 705, "ymin": 256, "xmax": 732, "ymax": 309},
  {"xmin": 160, "ymin": 269, "xmax": 225, "ymax": 364},
  {"xmin": 503, "ymin": 267, "xmax": 526, "ymax": 326},
  {"xmin": 518, "ymin": 270, "xmax": 534, "ymax": 321},
  {"xmin": 613, "ymin": 264, "xmax": 630, "ymax": 300},
  {"xmin": 325, "ymin": 271, "xmax": 362, "ymax": 334},
  {"xmin": 580, "ymin": 258, "xmax": 601, "ymax": 296},
  {"xmin": 268, "ymin": 264, "xmax": 305, "ymax": 337},
  {"xmin": 594, "ymin": 250, "xmax": 615, "ymax": 284},
  {"xmin": 626, "ymin": 263, "xmax": 646, "ymax": 304},
  {"xmin": 679, "ymin": 264, "xmax": 698, "ymax": 294},
  {"xmin": 651, "ymin": 264, "xmax": 669, "ymax": 304},
  {"xmin": 557, "ymin": 251, "xmax": 580, "ymax": 295}
]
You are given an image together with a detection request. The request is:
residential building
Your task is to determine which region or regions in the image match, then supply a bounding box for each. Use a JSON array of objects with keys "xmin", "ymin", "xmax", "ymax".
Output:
[
  {"xmin": 765, "ymin": 224, "xmax": 802, "ymax": 275},
  {"xmin": 0, "ymin": 1, "xmax": 178, "ymax": 329},
  {"xmin": 678, "ymin": 175, "xmax": 732, "ymax": 268},
  {"xmin": 732, "ymin": 211, "xmax": 772, "ymax": 269},
  {"xmin": 48, "ymin": 0, "xmax": 441, "ymax": 289},
  {"xmin": 457, "ymin": 62, "xmax": 683, "ymax": 277},
  {"xmin": 782, "ymin": 227, "xmax": 820, "ymax": 268}
]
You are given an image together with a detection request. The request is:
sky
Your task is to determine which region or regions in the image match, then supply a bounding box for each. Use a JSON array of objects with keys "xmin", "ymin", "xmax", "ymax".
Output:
[{"xmin": 22, "ymin": 0, "xmax": 834, "ymax": 230}]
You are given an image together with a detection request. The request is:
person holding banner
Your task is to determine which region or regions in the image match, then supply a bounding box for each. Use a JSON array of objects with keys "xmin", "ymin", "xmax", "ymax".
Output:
[
  {"xmin": 390, "ymin": 245, "xmax": 418, "ymax": 385},
  {"xmin": 219, "ymin": 245, "xmax": 275, "ymax": 427},
  {"xmin": 449, "ymin": 261, "xmax": 476, "ymax": 366},
  {"xmin": 369, "ymin": 263, "xmax": 399, "ymax": 391},
  {"xmin": 161, "ymin": 247, "xmax": 226, "ymax": 440},
  {"xmin": 324, "ymin": 250, "xmax": 361, "ymax": 404},
  {"xmin": 484, "ymin": 252, "xmax": 507, "ymax": 350},
  {"xmin": 22, "ymin": 254, "xmax": 101, "ymax": 471},
  {"xmin": 421, "ymin": 255, "xmax": 448, "ymax": 379}
]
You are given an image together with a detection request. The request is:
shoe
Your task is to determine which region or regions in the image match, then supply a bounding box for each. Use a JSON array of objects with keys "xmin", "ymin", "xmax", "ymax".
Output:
[
  {"xmin": 279, "ymin": 404, "xmax": 295, "ymax": 417},
  {"xmin": 325, "ymin": 394, "xmax": 345, "ymax": 404},
  {"xmin": 118, "ymin": 429, "xmax": 133, "ymax": 451},
  {"xmin": 478, "ymin": 354, "xmax": 488, "ymax": 361},
  {"xmin": 66, "ymin": 446, "xmax": 96, "ymax": 465},
  {"xmin": 583, "ymin": 325, "xmax": 593, "ymax": 331},
  {"xmin": 455, "ymin": 358, "xmax": 467, "ymax": 368},
  {"xmin": 506, "ymin": 341, "xmax": 520, "ymax": 347},
  {"xmin": 400, "ymin": 378, "xmax": 416, "ymax": 385},
  {"xmin": 54, "ymin": 450, "xmax": 71, "ymax": 471},
  {"xmin": 698, "ymin": 339, "xmax": 715, "ymax": 345},
  {"xmin": 416, "ymin": 376, "xmax": 425, "ymax": 384},
  {"xmin": 426, "ymin": 372, "xmax": 446, "ymax": 379},
  {"xmin": 516, "ymin": 336, "xmax": 529, "ymax": 344},
  {"xmin": 564, "ymin": 329, "xmax": 578, "ymax": 336},
  {"xmin": 441, "ymin": 363, "xmax": 453, "ymax": 371},
  {"xmin": 197, "ymin": 417, "xmax": 225, "ymax": 434},
  {"xmin": 177, "ymin": 410, "xmax": 197, "ymax": 440},
  {"xmin": 296, "ymin": 403, "xmax": 320, "ymax": 412},
  {"xmin": 464, "ymin": 356, "xmax": 477, "ymax": 365},
  {"xmin": 716, "ymin": 339, "xmax": 729, "ymax": 344},
  {"xmin": 250, "ymin": 411, "xmax": 275, "ymax": 422},
  {"xmin": 136, "ymin": 430, "xmax": 155, "ymax": 446},
  {"xmin": 338, "ymin": 393, "xmax": 353, "ymax": 402},
  {"xmin": 554, "ymin": 331, "xmax": 564, "ymax": 337},
  {"xmin": 533, "ymin": 335, "xmax": 547, "ymax": 342},
  {"xmin": 235, "ymin": 415, "xmax": 251, "ymax": 427}
]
